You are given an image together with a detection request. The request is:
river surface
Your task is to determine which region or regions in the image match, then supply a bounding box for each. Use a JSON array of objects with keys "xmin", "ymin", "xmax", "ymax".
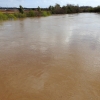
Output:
[{"xmin": 0, "ymin": 13, "xmax": 100, "ymax": 100}]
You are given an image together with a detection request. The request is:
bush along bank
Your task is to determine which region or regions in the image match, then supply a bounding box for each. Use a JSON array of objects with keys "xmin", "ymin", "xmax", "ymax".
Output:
[
  {"xmin": 2, "ymin": 3, "xmax": 100, "ymax": 21},
  {"xmin": 0, "ymin": 10, "xmax": 51, "ymax": 21}
]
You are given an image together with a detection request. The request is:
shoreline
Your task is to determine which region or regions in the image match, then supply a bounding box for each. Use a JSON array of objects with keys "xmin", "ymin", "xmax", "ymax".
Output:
[{"xmin": 0, "ymin": 10, "xmax": 51, "ymax": 21}]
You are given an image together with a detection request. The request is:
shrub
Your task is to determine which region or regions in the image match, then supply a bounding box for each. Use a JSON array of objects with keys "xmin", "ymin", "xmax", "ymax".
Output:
[
  {"xmin": 0, "ymin": 12, "xmax": 8, "ymax": 20},
  {"xmin": 41, "ymin": 11, "xmax": 51, "ymax": 16},
  {"xmin": 47, "ymin": 11, "xmax": 51, "ymax": 15},
  {"xmin": 41, "ymin": 11, "xmax": 48, "ymax": 16},
  {"xmin": 34, "ymin": 11, "xmax": 41, "ymax": 17},
  {"xmin": 26, "ymin": 10, "xmax": 35, "ymax": 17},
  {"xmin": 6, "ymin": 14, "xmax": 16, "ymax": 19},
  {"xmin": 14, "ymin": 13, "xmax": 26, "ymax": 18}
]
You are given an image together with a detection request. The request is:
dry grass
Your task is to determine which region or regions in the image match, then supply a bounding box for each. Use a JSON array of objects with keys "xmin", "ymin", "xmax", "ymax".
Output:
[{"xmin": 0, "ymin": 10, "xmax": 18, "ymax": 14}]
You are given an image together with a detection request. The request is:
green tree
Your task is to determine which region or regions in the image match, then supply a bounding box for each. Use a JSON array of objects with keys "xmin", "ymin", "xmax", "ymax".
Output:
[
  {"xmin": 19, "ymin": 5, "xmax": 24, "ymax": 14},
  {"xmin": 49, "ymin": 6, "xmax": 52, "ymax": 11},
  {"xmin": 62, "ymin": 6, "xmax": 67, "ymax": 14},
  {"xmin": 54, "ymin": 3, "xmax": 61, "ymax": 14},
  {"xmin": 38, "ymin": 6, "xmax": 41, "ymax": 12}
]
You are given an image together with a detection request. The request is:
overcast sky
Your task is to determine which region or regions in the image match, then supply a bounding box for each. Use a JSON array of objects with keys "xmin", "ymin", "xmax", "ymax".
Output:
[{"xmin": 0, "ymin": 0, "xmax": 100, "ymax": 8}]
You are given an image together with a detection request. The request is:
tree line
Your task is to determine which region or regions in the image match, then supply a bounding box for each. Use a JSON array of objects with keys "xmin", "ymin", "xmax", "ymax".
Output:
[
  {"xmin": 47, "ymin": 4, "xmax": 100, "ymax": 14},
  {"xmin": 1, "ymin": 4, "xmax": 100, "ymax": 21}
]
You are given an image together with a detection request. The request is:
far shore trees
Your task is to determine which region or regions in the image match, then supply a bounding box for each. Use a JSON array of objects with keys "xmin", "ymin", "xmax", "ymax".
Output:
[
  {"xmin": 1, "ymin": 3, "xmax": 100, "ymax": 21},
  {"xmin": 48, "ymin": 4, "xmax": 80, "ymax": 14}
]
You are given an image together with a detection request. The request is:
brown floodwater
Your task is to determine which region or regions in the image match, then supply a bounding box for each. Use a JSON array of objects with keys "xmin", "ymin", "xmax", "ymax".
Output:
[{"xmin": 0, "ymin": 13, "xmax": 100, "ymax": 100}]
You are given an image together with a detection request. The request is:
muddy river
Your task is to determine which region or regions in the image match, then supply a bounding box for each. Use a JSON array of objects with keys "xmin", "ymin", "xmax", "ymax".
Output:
[{"xmin": 0, "ymin": 13, "xmax": 100, "ymax": 100}]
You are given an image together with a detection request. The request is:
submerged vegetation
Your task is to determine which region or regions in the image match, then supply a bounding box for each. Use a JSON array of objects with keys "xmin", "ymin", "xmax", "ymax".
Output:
[{"xmin": 1, "ymin": 4, "xmax": 100, "ymax": 21}]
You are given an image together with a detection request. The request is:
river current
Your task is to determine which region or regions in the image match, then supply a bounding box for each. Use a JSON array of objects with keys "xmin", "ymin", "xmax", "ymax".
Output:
[{"xmin": 0, "ymin": 13, "xmax": 100, "ymax": 100}]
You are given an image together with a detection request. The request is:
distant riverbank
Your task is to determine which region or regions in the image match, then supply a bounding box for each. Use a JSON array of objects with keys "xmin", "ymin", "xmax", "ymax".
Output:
[
  {"xmin": 1, "ymin": 3, "xmax": 100, "ymax": 21},
  {"xmin": 0, "ymin": 10, "xmax": 51, "ymax": 21}
]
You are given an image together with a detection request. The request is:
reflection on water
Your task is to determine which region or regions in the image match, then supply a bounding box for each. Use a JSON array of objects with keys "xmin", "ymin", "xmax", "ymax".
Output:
[{"xmin": 0, "ymin": 13, "xmax": 100, "ymax": 100}]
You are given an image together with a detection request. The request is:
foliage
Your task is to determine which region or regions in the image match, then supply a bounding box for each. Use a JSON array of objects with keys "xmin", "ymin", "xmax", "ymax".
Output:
[
  {"xmin": 41, "ymin": 11, "xmax": 48, "ymax": 16},
  {"xmin": 0, "ymin": 12, "xmax": 8, "ymax": 20},
  {"xmin": 48, "ymin": 4, "xmax": 80, "ymax": 14},
  {"xmin": 47, "ymin": 11, "xmax": 51, "ymax": 15},
  {"xmin": 19, "ymin": 5, "xmax": 24, "ymax": 14},
  {"xmin": 6, "ymin": 14, "xmax": 16, "ymax": 19},
  {"xmin": 0, "ymin": 13, "xmax": 17, "ymax": 20},
  {"xmin": 47, "ymin": 4, "xmax": 100, "ymax": 14},
  {"xmin": 26, "ymin": 10, "xmax": 35, "ymax": 17},
  {"xmin": 93, "ymin": 6, "xmax": 100, "ymax": 12},
  {"xmin": 0, "ymin": 9, "xmax": 51, "ymax": 21},
  {"xmin": 14, "ymin": 13, "xmax": 26, "ymax": 18},
  {"xmin": 37, "ymin": 6, "xmax": 41, "ymax": 12},
  {"xmin": 54, "ymin": 4, "xmax": 61, "ymax": 14},
  {"xmin": 2, "ymin": 3, "xmax": 100, "ymax": 21}
]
